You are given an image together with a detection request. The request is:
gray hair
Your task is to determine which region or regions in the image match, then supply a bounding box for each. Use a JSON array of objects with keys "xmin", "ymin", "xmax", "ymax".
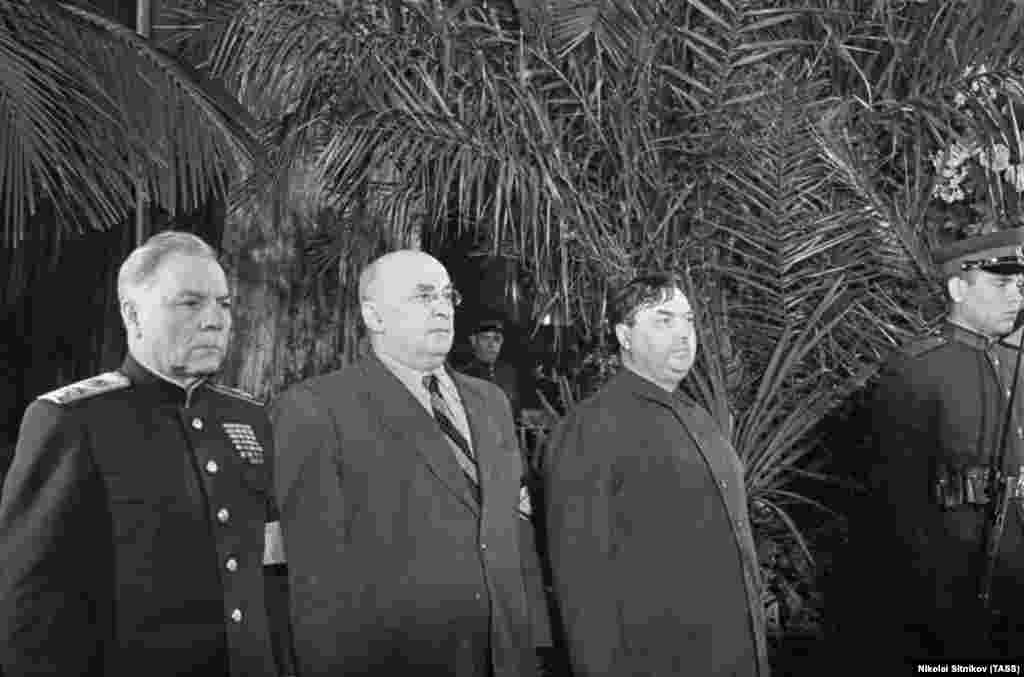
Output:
[{"xmin": 117, "ymin": 230, "xmax": 218, "ymax": 303}]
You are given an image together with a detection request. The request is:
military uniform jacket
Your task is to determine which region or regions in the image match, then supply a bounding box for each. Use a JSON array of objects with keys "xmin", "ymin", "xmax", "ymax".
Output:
[
  {"xmin": 460, "ymin": 359, "xmax": 523, "ymax": 421},
  {"xmin": 270, "ymin": 355, "xmax": 541, "ymax": 677},
  {"xmin": 867, "ymin": 321, "xmax": 1024, "ymax": 655},
  {"xmin": 540, "ymin": 368, "xmax": 768, "ymax": 677},
  {"xmin": 0, "ymin": 355, "xmax": 284, "ymax": 677}
]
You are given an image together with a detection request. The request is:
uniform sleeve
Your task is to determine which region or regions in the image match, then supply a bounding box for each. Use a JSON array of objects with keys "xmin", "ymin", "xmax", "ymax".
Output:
[
  {"xmin": 0, "ymin": 401, "xmax": 108, "ymax": 676},
  {"xmin": 868, "ymin": 358, "xmax": 984, "ymax": 653},
  {"xmin": 540, "ymin": 411, "xmax": 618, "ymax": 676}
]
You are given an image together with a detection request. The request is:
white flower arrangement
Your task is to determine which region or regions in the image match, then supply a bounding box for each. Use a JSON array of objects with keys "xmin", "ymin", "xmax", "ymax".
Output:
[{"xmin": 931, "ymin": 141, "xmax": 1024, "ymax": 204}]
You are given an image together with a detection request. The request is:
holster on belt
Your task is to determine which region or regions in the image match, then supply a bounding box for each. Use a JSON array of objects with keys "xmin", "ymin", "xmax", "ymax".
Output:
[{"xmin": 934, "ymin": 465, "xmax": 1024, "ymax": 509}]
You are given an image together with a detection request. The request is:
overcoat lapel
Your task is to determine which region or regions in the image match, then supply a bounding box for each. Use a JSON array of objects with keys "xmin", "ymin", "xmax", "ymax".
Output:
[
  {"xmin": 669, "ymin": 402, "xmax": 746, "ymax": 527},
  {"xmin": 360, "ymin": 358, "xmax": 480, "ymax": 515},
  {"xmin": 622, "ymin": 370, "xmax": 769, "ymax": 676},
  {"xmin": 449, "ymin": 369, "xmax": 504, "ymax": 503},
  {"xmin": 668, "ymin": 398, "xmax": 770, "ymax": 677}
]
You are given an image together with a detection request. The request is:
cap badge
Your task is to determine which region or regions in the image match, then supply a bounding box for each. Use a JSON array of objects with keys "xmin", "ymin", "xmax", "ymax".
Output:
[{"xmin": 222, "ymin": 423, "xmax": 265, "ymax": 464}]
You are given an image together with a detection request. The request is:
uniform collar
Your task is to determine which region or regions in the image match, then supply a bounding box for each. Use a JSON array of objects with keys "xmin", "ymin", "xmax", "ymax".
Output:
[
  {"xmin": 468, "ymin": 358, "xmax": 497, "ymax": 376},
  {"xmin": 944, "ymin": 320, "xmax": 1000, "ymax": 352},
  {"xmin": 120, "ymin": 353, "xmax": 208, "ymax": 407}
]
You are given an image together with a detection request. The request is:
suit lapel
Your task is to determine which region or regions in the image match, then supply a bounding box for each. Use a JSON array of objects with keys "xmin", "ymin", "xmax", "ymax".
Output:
[
  {"xmin": 361, "ymin": 358, "xmax": 480, "ymax": 515},
  {"xmin": 449, "ymin": 368, "xmax": 502, "ymax": 503}
]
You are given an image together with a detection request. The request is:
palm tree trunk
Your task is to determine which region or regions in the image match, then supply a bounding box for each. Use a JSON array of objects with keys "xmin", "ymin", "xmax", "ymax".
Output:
[{"xmin": 219, "ymin": 201, "xmax": 346, "ymax": 399}]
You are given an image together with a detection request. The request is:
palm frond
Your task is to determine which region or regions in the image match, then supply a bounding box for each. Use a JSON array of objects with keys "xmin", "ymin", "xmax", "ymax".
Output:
[{"xmin": 1, "ymin": 0, "xmax": 261, "ymax": 247}]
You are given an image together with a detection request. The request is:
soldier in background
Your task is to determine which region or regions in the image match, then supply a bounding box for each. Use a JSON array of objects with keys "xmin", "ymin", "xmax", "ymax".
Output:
[
  {"xmin": 460, "ymin": 316, "xmax": 524, "ymax": 420},
  {"xmin": 855, "ymin": 227, "xmax": 1024, "ymax": 661},
  {"xmin": 0, "ymin": 231, "xmax": 293, "ymax": 677}
]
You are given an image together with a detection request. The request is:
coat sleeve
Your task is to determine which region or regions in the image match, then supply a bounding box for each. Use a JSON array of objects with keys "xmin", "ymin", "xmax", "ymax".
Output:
[
  {"xmin": 268, "ymin": 384, "xmax": 340, "ymax": 675},
  {"xmin": 261, "ymin": 419, "xmax": 297, "ymax": 677},
  {"xmin": 868, "ymin": 358, "xmax": 984, "ymax": 654},
  {"xmin": 540, "ymin": 411, "xmax": 618, "ymax": 676},
  {"xmin": 501, "ymin": 389, "xmax": 553, "ymax": 652},
  {"xmin": 487, "ymin": 379, "xmax": 554, "ymax": 652},
  {"xmin": 269, "ymin": 385, "xmax": 333, "ymax": 517},
  {"xmin": 0, "ymin": 401, "xmax": 108, "ymax": 676}
]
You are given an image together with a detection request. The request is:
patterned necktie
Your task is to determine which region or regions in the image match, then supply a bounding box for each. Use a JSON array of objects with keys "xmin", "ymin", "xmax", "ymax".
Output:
[{"xmin": 423, "ymin": 374, "xmax": 479, "ymax": 490}]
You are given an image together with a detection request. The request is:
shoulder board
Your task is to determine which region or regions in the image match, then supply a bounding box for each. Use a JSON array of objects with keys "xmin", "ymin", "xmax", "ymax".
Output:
[
  {"xmin": 208, "ymin": 382, "xmax": 265, "ymax": 406},
  {"xmin": 899, "ymin": 335, "xmax": 947, "ymax": 359},
  {"xmin": 38, "ymin": 372, "xmax": 131, "ymax": 405}
]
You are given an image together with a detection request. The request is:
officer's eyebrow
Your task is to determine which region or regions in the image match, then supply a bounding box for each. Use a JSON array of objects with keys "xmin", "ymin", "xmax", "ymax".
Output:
[
  {"xmin": 655, "ymin": 308, "xmax": 693, "ymax": 319},
  {"xmin": 173, "ymin": 289, "xmax": 233, "ymax": 301},
  {"xmin": 413, "ymin": 282, "xmax": 454, "ymax": 289}
]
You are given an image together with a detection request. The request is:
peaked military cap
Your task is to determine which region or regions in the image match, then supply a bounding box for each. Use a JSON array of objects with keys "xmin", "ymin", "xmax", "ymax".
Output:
[
  {"xmin": 934, "ymin": 226, "xmax": 1024, "ymax": 276},
  {"xmin": 472, "ymin": 316, "xmax": 505, "ymax": 335}
]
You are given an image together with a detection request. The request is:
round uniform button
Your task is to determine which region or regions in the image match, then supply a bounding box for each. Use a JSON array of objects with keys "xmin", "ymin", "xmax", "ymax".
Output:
[
  {"xmin": 226, "ymin": 557, "xmax": 238, "ymax": 572},
  {"xmin": 192, "ymin": 418, "xmax": 203, "ymax": 430},
  {"xmin": 719, "ymin": 480, "xmax": 727, "ymax": 489},
  {"xmin": 230, "ymin": 608, "xmax": 242, "ymax": 623},
  {"xmin": 217, "ymin": 508, "xmax": 230, "ymax": 523},
  {"xmin": 205, "ymin": 460, "xmax": 219, "ymax": 474},
  {"xmin": 480, "ymin": 543, "xmax": 487, "ymax": 551},
  {"xmin": 474, "ymin": 593, "xmax": 482, "ymax": 601}
]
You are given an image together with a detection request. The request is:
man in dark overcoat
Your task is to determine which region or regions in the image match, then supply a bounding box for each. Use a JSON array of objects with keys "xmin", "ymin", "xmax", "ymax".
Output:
[
  {"xmin": 854, "ymin": 227, "xmax": 1024, "ymax": 660},
  {"xmin": 0, "ymin": 231, "xmax": 293, "ymax": 677},
  {"xmin": 270, "ymin": 250, "xmax": 550, "ymax": 676},
  {"xmin": 539, "ymin": 273, "xmax": 768, "ymax": 676}
]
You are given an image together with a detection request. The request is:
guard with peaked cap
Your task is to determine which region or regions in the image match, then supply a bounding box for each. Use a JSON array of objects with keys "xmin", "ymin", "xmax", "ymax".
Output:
[
  {"xmin": 460, "ymin": 313, "xmax": 524, "ymax": 421},
  {"xmin": 0, "ymin": 232, "xmax": 294, "ymax": 677},
  {"xmin": 840, "ymin": 225, "xmax": 1024, "ymax": 664},
  {"xmin": 934, "ymin": 227, "xmax": 1024, "ymax": 276}
]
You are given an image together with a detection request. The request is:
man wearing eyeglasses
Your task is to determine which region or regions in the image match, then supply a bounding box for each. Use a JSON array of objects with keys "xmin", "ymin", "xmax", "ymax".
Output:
[
  {"xmin": 270, "ymin": 250, "xmax": 549, "ymax": 676},
  {"xmin": 849, "ymin": 227, "xmax": 1024, "ymax": 662}
]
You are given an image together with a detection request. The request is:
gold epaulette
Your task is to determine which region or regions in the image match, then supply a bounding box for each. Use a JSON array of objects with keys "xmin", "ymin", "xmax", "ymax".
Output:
[
  {"xmin": 38, "ymin": 372, "xmax": 131, "ymax": 405},
  {"xmin": 208, "ymin": 382, "xmax": 265, "ymax": 406},
  {"xmin": 900, "ymin": 335, "xmax": 947, "ymax": 359}
]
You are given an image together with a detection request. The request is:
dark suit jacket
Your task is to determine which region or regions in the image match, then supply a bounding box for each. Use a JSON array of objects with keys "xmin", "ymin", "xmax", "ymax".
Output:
[{"xmin": 270, "ymin": 355, "xmax": 541, "ymax": 677}]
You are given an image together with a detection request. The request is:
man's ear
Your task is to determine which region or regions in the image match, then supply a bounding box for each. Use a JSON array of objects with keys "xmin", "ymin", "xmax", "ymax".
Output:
[
  {"xmin": 947, "ymin": 275, "xmax": 966, "ymax": 304},
  {"xmin": 120, "ymin": 298, "xmax": 139, "ymax": 331},
  {"xmin": 361, "ymin": 300, "xmax": 383, "ymax": 333},
  {"xmin": 614, "ymin": 323, "xmax": 631, "ymax": 351}
]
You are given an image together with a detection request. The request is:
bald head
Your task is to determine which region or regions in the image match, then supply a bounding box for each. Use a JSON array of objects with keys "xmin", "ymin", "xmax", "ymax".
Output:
[
  {"xmin": 359, "ymin": 250, "xmax": 442, "ymax": 303},
  {"xmin": 359, "ymin": 250, "xmax": 457, "ymax": 371}
]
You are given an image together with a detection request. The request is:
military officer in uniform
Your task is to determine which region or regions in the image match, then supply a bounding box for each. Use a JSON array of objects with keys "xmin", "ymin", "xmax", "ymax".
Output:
[
  {"xmin": 459, "ymin": 316, "xmax": 524, "ymax": 421},
  {"xmin": 856, "ymin": 227, "xmax": 1024, "ymax": 661},
  {"xmin": 0, "ymin": 231, "xmax": 293, "ymax": 677}
]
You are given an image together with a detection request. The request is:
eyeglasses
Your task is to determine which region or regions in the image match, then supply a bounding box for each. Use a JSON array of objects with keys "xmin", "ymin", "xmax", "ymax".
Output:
[{"xmin": 408, "ymin": 288, "xmax": 462, "ymax": 307}]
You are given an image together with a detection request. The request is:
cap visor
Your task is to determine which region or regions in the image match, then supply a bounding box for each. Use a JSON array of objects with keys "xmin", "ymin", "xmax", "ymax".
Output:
[{"xmin": 979, "ymin": 262, "xmax": 1024, "ymax": 274}]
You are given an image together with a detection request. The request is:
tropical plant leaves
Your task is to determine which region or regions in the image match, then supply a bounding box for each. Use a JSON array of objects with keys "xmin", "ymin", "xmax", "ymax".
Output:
[{"xmin": 0, "ymin": 0, "xmax": 261, "ymax": 247}]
